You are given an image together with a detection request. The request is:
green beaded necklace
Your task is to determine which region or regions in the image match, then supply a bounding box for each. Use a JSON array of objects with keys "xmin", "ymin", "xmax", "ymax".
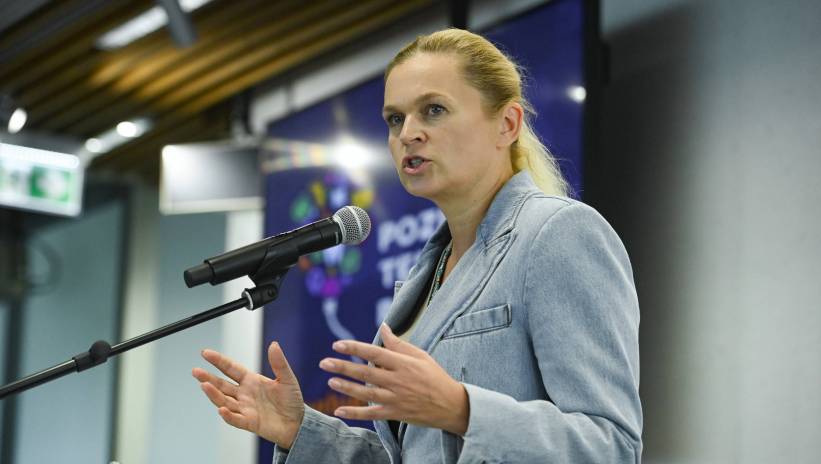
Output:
[{"xmin": 426, "ymin": 241, "xmax": 453, "ymax": 307}]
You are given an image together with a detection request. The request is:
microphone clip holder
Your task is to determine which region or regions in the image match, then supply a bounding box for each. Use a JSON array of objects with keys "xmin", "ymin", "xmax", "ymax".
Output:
[{"xmin": 242, "ymin": 266, "xmax": 291, "ymax": 310}]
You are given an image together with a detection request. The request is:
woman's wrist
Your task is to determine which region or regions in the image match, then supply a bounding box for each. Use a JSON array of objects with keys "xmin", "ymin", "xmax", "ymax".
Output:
[
  {"xmin": 275, "ymin": 405, "xmax": 305, "ymax": 450},
  {"xmin": 281, "ymin": 422, "xmax": 299, "ymax": 450},
  {"xmin": 442, "ymin": 381, "xmax": 470, "ymax": 436}
]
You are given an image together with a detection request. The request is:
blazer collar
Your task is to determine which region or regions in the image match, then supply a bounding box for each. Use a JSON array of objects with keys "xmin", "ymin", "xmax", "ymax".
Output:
[
  {"xmin": 405, "ymin": 169, "xmax": 540, "ymax": 254},
  {"xmin": 381, "ymin": 170, "xmax": 540, "ymax": 343},
  {"xmin": 475, "ymin": 170, "xmax": 540, "ymax": 247}
]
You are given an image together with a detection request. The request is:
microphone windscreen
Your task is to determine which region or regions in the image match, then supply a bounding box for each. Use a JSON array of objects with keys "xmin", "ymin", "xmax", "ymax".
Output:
[{"xmin": 333, "ymin": 206, "xmax": 371, "ymax": 245}]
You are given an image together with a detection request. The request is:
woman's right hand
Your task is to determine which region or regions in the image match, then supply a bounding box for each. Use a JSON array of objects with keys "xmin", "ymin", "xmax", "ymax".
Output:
[{"xmin": 192, "ymin": 341, "xmax": 305, "ymax": 449}]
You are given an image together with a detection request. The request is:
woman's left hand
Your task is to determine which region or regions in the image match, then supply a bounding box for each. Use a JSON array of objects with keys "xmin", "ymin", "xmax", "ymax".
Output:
[{"xmin": 318, "ymin": 323, "xmax": 469, "ymax": 436}]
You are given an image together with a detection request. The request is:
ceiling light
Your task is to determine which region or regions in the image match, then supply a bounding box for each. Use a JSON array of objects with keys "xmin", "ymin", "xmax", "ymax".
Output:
[
  {"xmin": 568, "ymin": 86, "xmax": 586, "ymax": 103},
  {"xmin": 117, "ymin": 121, "xmax": 139, "ymax": 138},
  {"xmin": 1, "ymin": 95, "xmax": 26, "ymax": 134},
  {"xmin": 333, "ymin": 135, "xmax": 374, "ymax": 169},
  {"xmin": 96, "ymin": 0, "xmax": 213, "ymax": 50},
  {"xmin": 7, "ymin": 107, "xmax": 27, "ymax": 133},
  {"xmin": 85, "ymin": 138, "xmax": 103, "ymax": 153},
  {"xmin": 77, "ymin": 117, "xmax": 153, "ymax": 164}
]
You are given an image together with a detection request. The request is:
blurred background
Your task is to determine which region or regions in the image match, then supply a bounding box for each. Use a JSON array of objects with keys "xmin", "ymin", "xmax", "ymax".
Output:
[{"xmin": 0, "ymin": 0, "xmax": 819, "ymax": 463}]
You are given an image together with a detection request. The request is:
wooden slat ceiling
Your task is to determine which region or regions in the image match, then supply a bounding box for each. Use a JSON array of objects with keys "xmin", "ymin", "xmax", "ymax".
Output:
[{"xmin": 0, "ymin": 0, "xmax": 432, "ymax": 181}]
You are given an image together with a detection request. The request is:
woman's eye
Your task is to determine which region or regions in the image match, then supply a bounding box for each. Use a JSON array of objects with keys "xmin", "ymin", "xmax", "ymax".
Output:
[
  {"xmin": 386, "ymin": 114, "xmax": 403, "ymax": 127},
  {"xmin": 426, "ymin": 104, "xmax": 446, "ymax": 116}
]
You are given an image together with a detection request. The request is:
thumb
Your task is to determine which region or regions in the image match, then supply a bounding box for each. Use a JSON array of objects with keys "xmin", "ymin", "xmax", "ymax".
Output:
[{"xmin": 268, "ymin": 341, "xmax": 297, "ymax": 384}]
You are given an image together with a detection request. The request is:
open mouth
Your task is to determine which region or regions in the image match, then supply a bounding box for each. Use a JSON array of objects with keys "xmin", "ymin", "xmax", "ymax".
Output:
[{"xmin": 403, "ymin": 156, "xmax": 428, "ymax": 169}]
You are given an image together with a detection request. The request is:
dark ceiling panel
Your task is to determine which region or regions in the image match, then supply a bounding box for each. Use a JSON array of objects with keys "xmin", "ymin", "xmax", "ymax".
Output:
[
  {"xmin": 0, "ymin": 0, "xmax": 54, "ymax": 37},
  {"xmin": 0, "ymin": 0, "xmax": 433, "ymax": 182}
]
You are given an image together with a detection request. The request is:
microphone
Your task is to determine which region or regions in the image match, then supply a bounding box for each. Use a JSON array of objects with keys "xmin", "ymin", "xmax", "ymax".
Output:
[{"xmin": 184, "ymin": 206, "xmax": 371, "ymax": 288}]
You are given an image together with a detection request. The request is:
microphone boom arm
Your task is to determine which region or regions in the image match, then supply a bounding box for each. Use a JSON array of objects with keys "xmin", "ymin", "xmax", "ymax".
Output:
[{"xmin": 0, "ymin": 267, "xmax": 290, "ymax": 400}]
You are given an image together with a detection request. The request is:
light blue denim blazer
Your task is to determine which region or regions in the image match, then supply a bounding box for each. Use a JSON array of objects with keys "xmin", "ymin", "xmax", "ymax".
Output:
[{"xmin": 275, "ymin": 171, "xmax": 643, "ymax": 463}]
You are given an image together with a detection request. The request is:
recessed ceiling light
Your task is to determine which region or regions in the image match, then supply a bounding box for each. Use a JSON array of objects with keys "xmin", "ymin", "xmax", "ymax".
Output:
[
  {"xmin": 78, "ymin": 117, "xmax": 153, "ymax": 163},
  {"xmin": 8, "ymin": 107, "xmax": 27, "ymax": 133},
  {"xmin": 117, "ymin": 121, "xmax": 139, "ymax": 138},
  {"xmin": 85, "ymin": 138, "xmax": 103, "ymax": 153},
  {"xmin": 96, "ymin": 0, "xmax": 213, "ymax": 50}
]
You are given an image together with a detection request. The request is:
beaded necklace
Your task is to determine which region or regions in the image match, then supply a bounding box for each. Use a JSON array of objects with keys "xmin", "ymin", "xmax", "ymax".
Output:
[{"xmin": 426, "ymin": 241, "xmax": 453, "ymax": 307}]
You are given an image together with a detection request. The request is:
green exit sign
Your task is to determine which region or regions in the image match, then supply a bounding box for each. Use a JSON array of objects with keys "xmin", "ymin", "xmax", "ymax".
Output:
[{"xmin": 0, "ymin": 143, "xmax": 83, "ymax": 216}]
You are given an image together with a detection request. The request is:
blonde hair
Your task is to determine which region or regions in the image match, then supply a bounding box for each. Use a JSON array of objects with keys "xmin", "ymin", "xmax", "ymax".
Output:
[{"xmin": 386, "ymin": 28, "xmax": 568, "ymax": 197}]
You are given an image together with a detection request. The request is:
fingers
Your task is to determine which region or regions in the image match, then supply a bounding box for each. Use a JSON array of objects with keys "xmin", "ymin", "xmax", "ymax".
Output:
[
  {"xmin": 319, "ymin": 358, "xmax": 394, "ymax": 388},
  {"xmin": 194, "ymin": 356, "xmax": 251, "ymax": 434},
  {"xmin": 268, "ymin": 342, "xmax": 298, "ymax": 385},
  {"xmin": 332, "ymin": 340, "xmax": 406, "ymax": 370},
  {"xmin": 330, "ymin": 326, "xmax": 423, "ymax": 368},
  {"xmin": 201, "ymin": 349, "xmax": 248, "ymax": 383},
  {"xmin": 218, "ymin": 406, "xmax": 251, "ymax": 431},
  {"xmin": 334, "ymin": 404, "xmax": 392, "ymax": 421},
  {"xmin": 327, "ymin": 376, "xmax": 395, "ymax": 404},
  {"xmin": 379, "ymin": 323, "xmax": 424, "ymax": 357},
  {"xmin": 200, "ymin": 381, "xmax": 241, "ymax": 413},
  {"xmin": 192, "ymin": 367, "xmax": 239, "ymax": 398}
]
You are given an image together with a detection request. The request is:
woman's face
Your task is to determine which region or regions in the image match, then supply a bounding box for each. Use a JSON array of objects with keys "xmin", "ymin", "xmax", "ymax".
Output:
[{"xmin": 383, "ymin": 53, "xmax": 513, "ymax": 204}]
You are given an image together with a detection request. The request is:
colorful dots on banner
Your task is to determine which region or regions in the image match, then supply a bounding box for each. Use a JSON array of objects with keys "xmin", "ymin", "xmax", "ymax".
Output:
[
  {"xmin": 310, "ymin": 181, "xmax": 327, "ymax": 209},
  {"xmin": 288, "ymin": 172, "xmax": 372, "ymax": 299},
  {"xmin": 339, "ymin": 249, "xmax": 361, "ymax": 275},
  {"xmin": 290, "ymin": 194, "xmax": 315, "ymax": 223},
  {"xmin": 351, "ymin": 188, "xmax": 373, "ymax": 210}
]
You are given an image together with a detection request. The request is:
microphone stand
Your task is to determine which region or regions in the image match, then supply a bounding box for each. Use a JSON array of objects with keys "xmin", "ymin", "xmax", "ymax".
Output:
[{"xmin": 0, "ymin": 268, "xmax": 290, "ymax": 400}]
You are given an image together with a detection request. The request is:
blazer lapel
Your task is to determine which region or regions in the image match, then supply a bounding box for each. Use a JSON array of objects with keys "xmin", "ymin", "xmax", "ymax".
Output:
[
  {"xmin": 407, "ymin": 230, "xmax": 514, "ymax": 354},
  {"xmin": 371, "ymin": 233, "xmax": 448, "ymax": 457},
  {"xmin": 406, "ymin": 171, "xmax": 538, "ymax": 354},
  {"xmin": 375, "ymin": 211, "xmax": 453, "ymax": 336}
]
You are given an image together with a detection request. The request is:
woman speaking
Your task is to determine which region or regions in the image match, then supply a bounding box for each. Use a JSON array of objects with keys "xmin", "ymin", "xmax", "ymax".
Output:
[{"xmin": 192, "ymin": 29, "xmax": 642, "ymax": 463}]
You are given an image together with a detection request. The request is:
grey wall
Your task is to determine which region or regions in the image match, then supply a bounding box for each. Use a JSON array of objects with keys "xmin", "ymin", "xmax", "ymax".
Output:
[
  {"xmin": 112, "ymin": 185, "xmax": 264, "ymax": 464},
  {"xmin": 590, "ymin": 0, "xmax": 821, "ymax": 462},
  {"xmin": 0, "ymin": 300, "xmax": 6, "ymax": 445},
  {"xmin": 146, "ymin": 211, "xmax": 227, "ymax": 463},
  {"xmin": 12, "ymin": 197, "xmax": 124, "ymax": 463}
]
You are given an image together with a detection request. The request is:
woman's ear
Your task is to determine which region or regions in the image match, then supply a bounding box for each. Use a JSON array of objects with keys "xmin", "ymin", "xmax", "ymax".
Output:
[{"xmin": 497, "ymin": 102, "xmax": 523, "ymax": 149}]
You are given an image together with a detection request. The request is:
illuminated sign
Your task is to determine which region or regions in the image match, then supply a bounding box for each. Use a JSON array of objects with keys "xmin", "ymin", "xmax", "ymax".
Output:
[{"xmin": 0, "ymin": 143, "xmax": 83, "ymax": 217}]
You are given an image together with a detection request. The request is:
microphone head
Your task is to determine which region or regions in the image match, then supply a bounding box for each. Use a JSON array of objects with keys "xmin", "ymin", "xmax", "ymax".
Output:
[{"xmin": 333, "ymin": 206, "xmax": 371, "ymax": 245}]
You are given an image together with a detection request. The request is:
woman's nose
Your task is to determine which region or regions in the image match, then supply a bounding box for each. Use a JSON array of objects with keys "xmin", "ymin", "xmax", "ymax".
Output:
[{"xmin": 399, "ymin": 116, "xmax": 424, "ymax": 145}]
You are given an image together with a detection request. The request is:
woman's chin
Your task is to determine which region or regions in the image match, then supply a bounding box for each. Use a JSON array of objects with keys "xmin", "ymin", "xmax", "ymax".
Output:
[{"xmin": 400, "ymin": 179, "xmax": 440, "ymax": 201}]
